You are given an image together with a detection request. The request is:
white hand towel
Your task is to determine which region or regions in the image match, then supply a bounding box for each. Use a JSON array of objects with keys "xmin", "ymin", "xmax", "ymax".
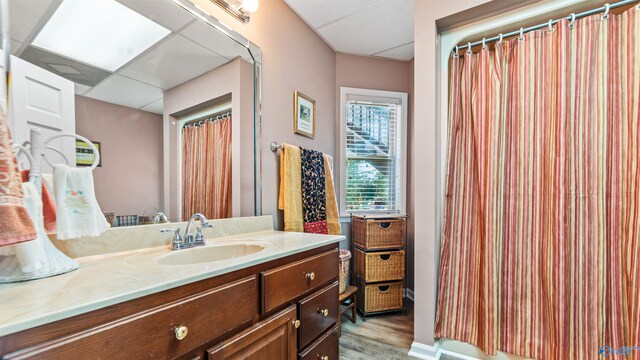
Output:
[
  {"xmin": 53, "ymin": 164, "xmax": 110, "ymax": 240},
  {"xmin": 13, "ymin": 182, "xmax": 47, "ymax": 272}
]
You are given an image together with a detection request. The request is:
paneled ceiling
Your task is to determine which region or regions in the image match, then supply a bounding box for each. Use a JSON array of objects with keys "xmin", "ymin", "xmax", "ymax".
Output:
[
  {"xmin": 5, "ymin": 0, "xmax": 251, "ymax": 114},
  {"xmin": 284, "ymin": 0, "xmax": 414, "ymax": 61}
]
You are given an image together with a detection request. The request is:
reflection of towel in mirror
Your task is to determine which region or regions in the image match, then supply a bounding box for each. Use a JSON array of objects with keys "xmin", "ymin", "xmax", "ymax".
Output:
[
  {"xmin": 12, "ymin": 182, "xmax": 48, "ymax": 272},
  {"xmin": 53, "ymin": 164, "xmax": 110, "ymax": 240},
  {"xmin": 0, "ymin": 114, "xmax": 36, "ymax": 246},
  {"xmin": 21, "ymin": 170, "xmax": 57, "ymax": 232}
]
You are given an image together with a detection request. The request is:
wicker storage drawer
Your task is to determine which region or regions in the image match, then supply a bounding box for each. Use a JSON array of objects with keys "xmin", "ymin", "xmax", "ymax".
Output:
[
  {"xmin": 354, "ymin": 248, "xmax": 405, "ymax": 282},
  {"xmin": 352, "ymin": 217, "xmax": 405, "ymax": 250},
  {"xmin": 356, "ymin": 279, "xmax": 403, "ymax": 313}
]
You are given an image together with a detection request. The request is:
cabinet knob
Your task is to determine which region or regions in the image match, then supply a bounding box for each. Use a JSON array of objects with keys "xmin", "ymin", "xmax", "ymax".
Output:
[
  {"xmin": 317, "ymin": 308, "xmax": 329, "ymax": 317},
  {"xmin": 318, "ymin": 356, "xmax": 329, "ymax": 360},
  {"xmin": 174, "ymin": 325, "xmax": 189, "ymax": 340},
  {"xmin": 305, "ymin": 272, "xmax": 316, "ymax": 281},
  {"xmin": 292, "ymin": 320, "xmax": 301, "ymax": 328}
]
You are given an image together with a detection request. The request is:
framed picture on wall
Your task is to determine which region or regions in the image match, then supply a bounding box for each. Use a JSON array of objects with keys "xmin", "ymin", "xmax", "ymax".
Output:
[
  {"xmin": 294, "ymin": 91, "xmax": 315, "ymax": 138},
  {"xmin": 76, "ymin": 140, "xmax": 102, "ymax": 167}
]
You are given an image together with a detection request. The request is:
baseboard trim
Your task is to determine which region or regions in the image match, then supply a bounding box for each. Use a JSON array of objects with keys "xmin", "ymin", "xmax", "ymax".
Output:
[
  {"xmin": 409, "ymin": 341, "xmax": 439, "ymax": 359},
  {"xmin": 404, "ymin": 288, "xmax": 415, "ymax": 301}
]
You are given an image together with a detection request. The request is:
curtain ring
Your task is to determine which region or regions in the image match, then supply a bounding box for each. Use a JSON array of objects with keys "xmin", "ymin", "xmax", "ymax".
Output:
[
  {"xmin": 453, "ymin": 45, "xmax": 459, "ymax": 58},
  {"xmin": 482, "ymin": 38, "xmax": 487, "ymax": 50},
  {"xmin": 518, "ymin": 27, "xmax": 525, "ymax": 42},
  {"xmin": 568, "ymin": 13, "xmax": 576, "ymax": 29},
  {"xmin": 601, "ymin": 3, "xmax": 610, "ymax": 20},
  {"xmin": 497, "ymin": 33, "xmax": 503, "ymax": 46},
  {"xmin": 466, "ymin": 42, "xmax": 472, "ymax": 55},
  {"xmin": 548, "ymin": 19, "xmax": 555, "ymax": 33}
]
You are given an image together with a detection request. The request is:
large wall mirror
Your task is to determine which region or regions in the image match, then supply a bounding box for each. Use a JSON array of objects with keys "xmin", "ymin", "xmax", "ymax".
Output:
[{"xmin": 1, "ymin": 0, "xmax": 262, "ymax": 226}]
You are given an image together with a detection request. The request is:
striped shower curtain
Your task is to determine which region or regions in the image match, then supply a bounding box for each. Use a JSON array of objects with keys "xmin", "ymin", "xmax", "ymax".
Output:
[
  {"xmin": 182, "ymin": 118, "xmax": 232, "ymax": 220},
  {"xmin": 435, "ymin": 6, "xmax": 639, "ymax": 360}
]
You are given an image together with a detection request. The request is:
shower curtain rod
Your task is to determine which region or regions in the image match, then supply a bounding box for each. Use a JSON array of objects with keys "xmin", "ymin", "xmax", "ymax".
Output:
[
  {"xmin": 183, "ymin": 111, "xmax": 232, "ymax": 128},
  {"xmin": 455, "ymin": 0, "xmax": 639, "ymax": 52}
]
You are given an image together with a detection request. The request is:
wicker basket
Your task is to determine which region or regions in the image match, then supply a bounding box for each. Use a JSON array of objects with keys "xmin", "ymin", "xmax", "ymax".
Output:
[
  {"xmin": 352, "ymin": 217, "xmax": 405, "ymax": 250},
  {"xmin": 339, "ymin": 250, "xmax": 351, "ymax": 294},
  {"xmin": 356, "ymin": 279, "xmax": 403, "ymax": 313},
  {"xmin": 354, "ymin": 248, "xmax": 404, "ymax": 282}
]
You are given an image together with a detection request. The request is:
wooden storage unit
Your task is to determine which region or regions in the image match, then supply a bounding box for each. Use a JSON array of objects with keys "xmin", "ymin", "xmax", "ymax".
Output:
[
  {"xmin": 0, "ymin": 244, "xmax": 340, "ymax": 360},
  {"xmin": 351, "ymin": 214, "xmax": 406, "ymax": 319}
]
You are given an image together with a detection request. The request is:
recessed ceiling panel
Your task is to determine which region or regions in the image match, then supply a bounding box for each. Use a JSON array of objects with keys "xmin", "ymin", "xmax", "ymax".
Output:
[
  {"xmin": 317, "ymin": 0, "xmax": 413, "ymax": 56},
  {"xmin": 119, "ymin": 34, "xmax": 229, "ymax": 89},
  {"xmin": 116, "ymin": 0, "xmax": 195, "ymax": 31},
  {"xmin": 284, "ymin": 0, "xmax": 384, "ymax": 28},
  {"xmin": 32, "ymin": 0, "xmax": 171, "ymax": 71},
  {"xmin": 84, "ymin": 74, "xmax": 163, "ymax": 109}
]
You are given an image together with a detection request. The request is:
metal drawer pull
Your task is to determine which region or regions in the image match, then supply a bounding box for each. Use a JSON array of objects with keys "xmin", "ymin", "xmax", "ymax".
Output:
[
  {"xmin": 174, "ymin": 325, "xmax": 189, "ymax": 340},
  {"xmin": 378, "ymin": 222, "xmax": 391, "ymax": 229},
  {"xmin": 318, "ymin": 356, "xmax": 329, "ymax": 360},
  {"xmin": 292, "ymin": 320, "xmax": 301, "ymax": 328},
  {"xmin": 317, "ymin": 308, "xmax": 329, "ymax": 317},
  {"xmin": 305, "ymin": 272, "xmax": 316, "ymax": 280}
]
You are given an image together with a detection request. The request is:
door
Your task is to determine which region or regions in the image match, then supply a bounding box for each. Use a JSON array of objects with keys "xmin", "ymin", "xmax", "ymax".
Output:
[
  {"xmin": 9, "ymin": 54, "xmax": 75, "ymax": 170},
  {"xmin": 207, "ymin": 305, "xmax": 298, "ymax": 360}
]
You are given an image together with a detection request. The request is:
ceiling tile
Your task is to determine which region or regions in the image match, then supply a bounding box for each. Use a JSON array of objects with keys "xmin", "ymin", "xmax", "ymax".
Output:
[
  {"xmin": 116, "ymin": 0, "xmax": 195, "ymax": 31},
  {"xmin": 180, "ymin": 19, "xmax": 250, "ymax": 60},
  {"xmin": 84, "ymin": 74, "xmax": 163, "ymax": 109},
  {"xmin": 119, "ymin": 34, "xmax": 229, "ymax": 89},
  {"xmin": 284, "ymin": 0, "xmax": 384, "ymax": 28},
  {"xmin": 140, "ymin": 97, "xmax": 164, "ymax": 114},
  {"xmin": 8, "ymin": 0, "xmax": 56, "ymax": 43},
  {"xmin": 317, "ymin": 0, "xmax": 414, "ymax": 56},
  {"xmin": 373, "ymin": 42, "xmax": 414, "ymax": 61}
]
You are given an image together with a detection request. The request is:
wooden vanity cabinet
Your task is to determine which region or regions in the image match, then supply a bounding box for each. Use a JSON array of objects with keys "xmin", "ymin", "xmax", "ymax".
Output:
[{"xmin": 0, "ymin": 244, "xmax": 339, "ymax": 360}]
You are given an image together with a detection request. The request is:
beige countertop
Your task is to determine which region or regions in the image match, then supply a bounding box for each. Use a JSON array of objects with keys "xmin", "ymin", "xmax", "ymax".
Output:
[{"xmin": 0, "ymin": 230, "xmax": 344, "ymax": 337}]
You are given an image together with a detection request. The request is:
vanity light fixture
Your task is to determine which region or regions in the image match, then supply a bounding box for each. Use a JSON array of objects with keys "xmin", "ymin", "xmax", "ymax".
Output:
[
  {"xmin": 209, "ymin": 0, "xmax": 258, "ymax": 24},
  {"xmin": 32, "ymin": 0, "xmax": 171, "ymax": 72}
]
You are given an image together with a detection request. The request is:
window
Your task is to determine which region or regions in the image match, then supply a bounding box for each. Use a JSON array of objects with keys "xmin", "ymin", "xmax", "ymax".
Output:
[{"xmin": 339, "ymin": 87, "xmax": 407, "ymax": 216}]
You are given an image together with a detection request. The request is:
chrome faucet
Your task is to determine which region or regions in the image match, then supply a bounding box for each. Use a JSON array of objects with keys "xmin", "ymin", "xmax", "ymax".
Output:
[
  {"xmin": 152, "ymin": 212, "xmax": 168, "ymax": 224},
  {"xmin": 161, "ymin": 213, "xmax": 212, "ymax": 250}
]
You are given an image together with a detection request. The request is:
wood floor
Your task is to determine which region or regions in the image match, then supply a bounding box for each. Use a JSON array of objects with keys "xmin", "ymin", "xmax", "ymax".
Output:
[{"xmin": 339, "ymin": 301, "xmax": 418, "ymax": 359}]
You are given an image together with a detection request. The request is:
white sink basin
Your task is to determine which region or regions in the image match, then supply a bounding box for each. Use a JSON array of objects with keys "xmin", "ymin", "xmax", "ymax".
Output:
[{"xmin": 157, "ymin": 243, "xmax": 266, "ymax": 265}]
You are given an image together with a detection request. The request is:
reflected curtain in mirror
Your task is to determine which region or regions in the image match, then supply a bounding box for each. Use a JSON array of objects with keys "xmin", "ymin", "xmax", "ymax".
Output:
[{"xmin": 182, "ymin": 118, "xmax": 232, "ymax": 220}]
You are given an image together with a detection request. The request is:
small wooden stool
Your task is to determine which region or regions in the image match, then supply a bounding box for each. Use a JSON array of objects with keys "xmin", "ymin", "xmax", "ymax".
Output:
[{"xmin": 338, "ymin": 285, "xmax": 357, "ymax": 336}]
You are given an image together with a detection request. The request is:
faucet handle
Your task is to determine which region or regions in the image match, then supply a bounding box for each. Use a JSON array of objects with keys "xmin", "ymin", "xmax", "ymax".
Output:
[{"xmin": 161, "ymin": 228, "xmax": 182, "ymax": 247}]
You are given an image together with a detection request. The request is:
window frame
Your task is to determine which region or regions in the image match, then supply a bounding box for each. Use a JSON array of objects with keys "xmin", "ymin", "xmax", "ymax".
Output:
[{"xmin": 339, "ymin": 87, "xmax": 408, "ymax": 217}]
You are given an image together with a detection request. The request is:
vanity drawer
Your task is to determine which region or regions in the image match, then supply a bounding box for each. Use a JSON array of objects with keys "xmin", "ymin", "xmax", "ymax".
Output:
[
  {"xmin": 261, "ymin": 249, "xmax": 338, "ymax": 313},
  {"xmin": 297, "ymin": 282, "xmax": 339, "ymax": 349},
  {"xmin": 298, "ymin": 324, "xmax": 339, "ymax": 360},
  {"xmin": 4, "ymin": 276, "xmax": 258, "ymax": 360}
]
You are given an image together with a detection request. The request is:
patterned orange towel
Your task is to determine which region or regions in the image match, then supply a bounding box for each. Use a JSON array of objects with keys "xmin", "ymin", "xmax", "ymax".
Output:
[
  {"xmin": 21, "ymin": 170, "xmax": 57, "ymax": 232},
  {"xmin": 0, "ymin": 113, "xmax": 36, "ymax": 246}
]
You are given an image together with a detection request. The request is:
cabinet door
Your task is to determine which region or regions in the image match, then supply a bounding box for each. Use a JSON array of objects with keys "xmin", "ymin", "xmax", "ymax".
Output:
[{"xmin": 207, "ymin": 305, "xmax": 297, "ymax": 360}]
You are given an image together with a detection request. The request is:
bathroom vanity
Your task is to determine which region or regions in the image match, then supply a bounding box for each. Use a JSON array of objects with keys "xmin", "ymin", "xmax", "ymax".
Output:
[{"xmin": 0, "ymin": 218, "xmax": 344, "ymax": 360}]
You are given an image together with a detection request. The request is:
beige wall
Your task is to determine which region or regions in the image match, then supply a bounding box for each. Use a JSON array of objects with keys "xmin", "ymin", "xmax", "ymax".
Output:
[
  {"xmin": 163, "ymin": 58, "xmax": 254, "ymax": 221},
  {"xmin": 335, "ymin": 52, "xmax": 414, "ymax": 288},
  {"xmin": 412, "ymin": 0, "xmax": 491, "ymax": 347},
  {"xmin": 191, "ymin": 0, "xmax": 336, "ymax": 228},
  {"xmin": 75, "ymin": 95, "xmax": 163, "ymax": 216}
]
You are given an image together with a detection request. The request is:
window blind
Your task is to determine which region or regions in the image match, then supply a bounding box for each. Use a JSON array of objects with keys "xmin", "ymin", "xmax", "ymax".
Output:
[{"xmin": 344, "ymin": 94, "xmax": 402, "ymax": 213}]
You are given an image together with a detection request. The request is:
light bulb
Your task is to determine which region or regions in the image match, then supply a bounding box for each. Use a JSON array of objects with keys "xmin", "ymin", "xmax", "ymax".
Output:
[{"xmin": 242, "ymin": 0, "xmax": 258, "ymax": 12}]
